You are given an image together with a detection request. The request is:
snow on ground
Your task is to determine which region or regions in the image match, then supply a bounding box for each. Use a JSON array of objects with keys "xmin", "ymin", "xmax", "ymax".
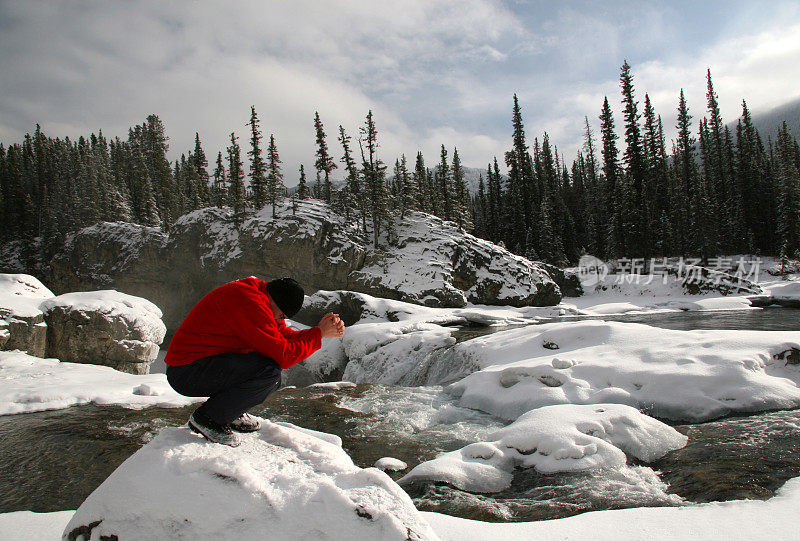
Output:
[
  {"xmin": 0, "ymin": 510, "xmax": 75, "ymax": 541},
  {"xmin": 400, "ymin": 404, "xmax": 687, "ymax": 492},
  {"xmin": 40, "ymin": 289, "xmax": 167, "ymax": 344},
  {"xmin": 63, "ymin": 419, "xmax": 438, "ymax": 541},
  {"xmin": 447, "ymin": 319, "xmax": 800, "ymax": 422},
  {"xmin": 0, "ymin": 350, "xmax": 200, "ymax": 414},
  {"xmin": 423, "ymin": 475, "xmax": 800, "ymax": 540},
  {"xmin": 8, "ymin": 475, "xmax": 800, "ymax": 540},
  {"xmin": 0, "ymin": 274, "xmax": 54, "ymax": 319}
]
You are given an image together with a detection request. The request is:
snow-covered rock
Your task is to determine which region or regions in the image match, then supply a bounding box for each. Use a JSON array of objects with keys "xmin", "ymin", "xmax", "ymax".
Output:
[
  {"xmin": 0, "ymin": 274, "xmax": 54, "ymax": 356},
  {"xmin": 42, "ymin": 201, "xmax": 561, "ymax": 331},
  {"xmin": 375, "ymin": 457, "xmax": 408, "ymax": 471},
  {"xmin": 41, "ymin": 290, "xmax": 166, "ymax": 374},
  {"xmin": 400, "ymin": 404, "xmax": 687, "ymax": 492},
  {"xmin": 0, "ymin": 350, "xmax": 199, "ymax": 414},
  {"xmin": 447, "ymin": 320, "xmax": 800, "ymax": 422},
  {"xmin": 351, "ymin": 212, "xmax": 560, "ymax": 307},
  {"xmin": 63, "ymin": 420, "xmax": 439, "ymax": 541}
]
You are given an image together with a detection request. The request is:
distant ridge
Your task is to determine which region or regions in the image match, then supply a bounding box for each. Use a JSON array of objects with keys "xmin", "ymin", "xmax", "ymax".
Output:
[{"xmin": 729, "ymin": 96, "xmax": 800, "ymax": 142}]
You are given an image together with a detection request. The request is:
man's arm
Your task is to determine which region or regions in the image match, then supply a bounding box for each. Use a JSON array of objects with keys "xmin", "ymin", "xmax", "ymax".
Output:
[{"xmin": 230, "ymin": 306, "xmax": 322, "ymax": 369}]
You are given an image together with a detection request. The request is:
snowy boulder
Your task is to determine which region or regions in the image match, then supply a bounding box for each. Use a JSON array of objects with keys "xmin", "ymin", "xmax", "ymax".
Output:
[
  {"xmin": 400, "ymin": 404, "xmax": 687, "ymax": 492},
  {"xmin": 0, "ymin": 274, "xmax": 54, "ymax": 357},
  {"xmin": 351, "ymin": 212, "xmax": 560, "ymax": 307},
  {"xmin": 448, "ymin": 320, "xmax": 800, "ymax": 422},
  {"xmin": 41, "ymin": 290, "xmax": 166, "ymax": 374},
  {"xmin": 63, "ymin": 420, "xmax": 439, "ymax": 541}
]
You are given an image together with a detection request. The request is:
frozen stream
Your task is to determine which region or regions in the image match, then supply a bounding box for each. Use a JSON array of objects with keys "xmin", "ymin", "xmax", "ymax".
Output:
[{"xmin": 1, "ymin": 307, "xmax": 799, "ymax": 522}]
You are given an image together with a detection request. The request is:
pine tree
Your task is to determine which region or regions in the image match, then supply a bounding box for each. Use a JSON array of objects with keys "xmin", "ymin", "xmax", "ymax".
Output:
[
  {"xmin": 247, "ymin": 106, "xmax": 267, "ymax": 210},
  {"xmin": 265, "ymin": 134, "xmax": 285, "ymax": 217},
  {"xmin": 139, "ymin": 115, "xmax": 176, "ymax": 229},
  {"xmin": 619, "ymin": 60, "xmax": 648, "ymax": 257},
  {"xmin": 451, "ymin": 147, "xmax": 472, "ymax": 230},
  {"xmin": 437, "ymin": 145, "xmax": 452, "ymax": 221},
  {"xmin": 413, "ymin": 152, "xmax": 428, "ymax": 213},
  {"xmin": 775, "ymin": 122, "xmax": 800, "ymax": 254},
  {"xmin": 297, "ymin": 164, "xmax": 310, "ymax": 199},
  {"xmin": 314, "ymin": 112, "xmax": 337, "ymax": 203},
  {"xmin": 192, "ymin": 132, "xmax": 210, "ymax": 206},
  {"xmin": 212, "ymin": 151, "xmax": 227, "ymax": 207},
  {"xmin": 227, "ymin": 132, "xmax": 246, "ymax": 225},
  {"xmin": 599, "ymin": 97, "xmax": 622, "ymax": 257},
  {"xmin": 338, "ymin": 125, "xmax": 364, "ymax": 229},
  {"xmin": 674, "ymin": 89, "xmax": 700, "ymax": 257},
  {"xmin": 359, "ymin": 110, "xmax": 389, "ymax": 248}
]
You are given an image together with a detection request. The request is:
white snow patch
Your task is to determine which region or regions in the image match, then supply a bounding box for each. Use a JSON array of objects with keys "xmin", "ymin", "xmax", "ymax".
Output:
[
  {"xmin": 400, "ymin": 404, "xmax": 687, "ymax": 492},
  {"xmin": 423, "ymin": 475, "xmax": 800, "ymax": 540},
  {"xmin": 0, "ymin": 351, "xmax": 200, "ymax": 414},
  {"xmin": 0, "ymin": 274, "xmax": 54, "ymax": 320},
  {"xmin": 447, "ymin": 320, "xmax": 800, "ymax": 422},
  {"xmin": 375, "ymin": 457, "xmax": 408, "ymax": 471},
  {"xmin": 63, "ymin": 420, "xmax": 439, "ymax": 540}
]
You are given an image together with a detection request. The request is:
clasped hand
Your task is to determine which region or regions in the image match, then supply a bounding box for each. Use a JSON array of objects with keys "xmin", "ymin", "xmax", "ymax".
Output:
[{"xmin": 318, "ymin": 312, "xmax": 345, "ymax": 338}]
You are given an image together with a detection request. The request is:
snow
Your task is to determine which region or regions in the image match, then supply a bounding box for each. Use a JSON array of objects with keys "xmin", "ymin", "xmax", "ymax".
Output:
[
  {"xmin": 447, "ymin": 319, "xmax": 800, "ymax": 422},
  {"xmin": 0, "ymin": 274, "xmax": 54, "ymax": 319},
  {"xmin": 400, "ymin": 404, "xmax": 686, "ymax": 492},
  {"xmin": 0, "ymin": 350, "xmax": 201, "ymax": 414},
  {"xmin": 422, "ymin": 475, "xmax": 800, "ymax": 540},
  {"xmin": 0, "ymin": 510, "xmax": 75, "ymax": 541},
  {"xmin": 375, "ymin": 457, "xmax": 408, "ymax": 471},
  {"xmin": 40, "ymin": 289, "xmax": 166, "ymax": 344},
  {"xmin": 63, "ymin": 419, "xmax": 439, "ymax": 540}
]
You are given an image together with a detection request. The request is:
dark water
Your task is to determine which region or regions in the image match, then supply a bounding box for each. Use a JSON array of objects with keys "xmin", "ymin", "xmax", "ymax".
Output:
[{"xmin": 2, "ymin": 308, "xmax": 800, "ymax": 522}]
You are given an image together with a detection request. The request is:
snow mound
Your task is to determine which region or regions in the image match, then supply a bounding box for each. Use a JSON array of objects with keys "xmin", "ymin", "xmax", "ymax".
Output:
[
  {"xmin": 63, "ymin": 420, "xmax": 439, "ymax": 541},
  {"xmin": 0, "ymin": 274, "xmax": 54, "ymax": 318},
  {"xmin": 375, "ymin": 457, "xmax": 408, "ymax": 471},
  {"xmin": 0, "ymin": 351, "xmax": 199, "ymax": 414},
  {"xmin": 400, "ymin": 404, "xmax": 687, "ymax": 492},
  {"xmin": 40, "ymin": 290, "xmax": 165, "ymax": 344},
  {"xmin": 448, "ymin": 320, "xmax": 800, "ymax": 422}
]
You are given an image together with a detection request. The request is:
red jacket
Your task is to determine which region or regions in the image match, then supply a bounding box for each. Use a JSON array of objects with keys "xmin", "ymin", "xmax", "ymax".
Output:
[{"xmin": 164, "ymin": 277, "xmax": 322, "ymax": 369}]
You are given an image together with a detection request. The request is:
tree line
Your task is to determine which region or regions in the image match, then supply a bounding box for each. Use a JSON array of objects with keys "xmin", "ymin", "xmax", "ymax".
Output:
[{"xmin": 1, "ymin": 63, "xmax": 799, "ymax": 267}]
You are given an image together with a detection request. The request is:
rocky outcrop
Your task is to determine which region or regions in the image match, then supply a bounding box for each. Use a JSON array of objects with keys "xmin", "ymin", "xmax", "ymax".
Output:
[
  {"xmin": 0, "ymin": 274, "xmax": 54, "ymax": 357},
  {"xmin": 41, "ymin": 291, "xmax": 166, "ymax": 375},
  {"xmin": 40, "ymin": 201, "xmax": 562, "ymax": 331},
  {"xmin": 63, "ymin": 421, "xmax": 439, "ymax": 540}
]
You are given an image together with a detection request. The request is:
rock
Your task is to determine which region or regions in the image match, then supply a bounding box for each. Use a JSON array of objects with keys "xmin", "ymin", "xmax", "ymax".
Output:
[
  {"xmin": 0, "ymin": 274, "xmax": 55, "ymax": 357},
  {"xmin": 350, "ymin": 212, "xmax": 561, "ymax": 307},
  {"xmin": 536, "ymin": 262, "xmax": 583, "ymax": 297},
  {"xmin": 40, "ymin": 201, "xmax": 562, "ymax": 333},
  {"xmin": 63, "ymin": 420, "xmax": 439, "ymax": 541},
  {"xmin": 41, "ymin": 290, "xmax": 166, "ymax": 375}
]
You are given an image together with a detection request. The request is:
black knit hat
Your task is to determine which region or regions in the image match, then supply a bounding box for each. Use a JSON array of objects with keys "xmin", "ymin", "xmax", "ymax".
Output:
[{"xmin": 266, "ymin": 277, "xmax": 305, "ymax": 318}]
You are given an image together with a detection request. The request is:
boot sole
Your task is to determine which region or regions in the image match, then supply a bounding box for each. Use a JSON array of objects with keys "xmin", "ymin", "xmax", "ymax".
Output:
[{"xmin": 188, "ymin": 418, "xmax": 241, "ymax": 447}]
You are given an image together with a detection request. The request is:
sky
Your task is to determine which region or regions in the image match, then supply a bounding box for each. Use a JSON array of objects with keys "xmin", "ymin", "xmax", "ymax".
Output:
[{"xmin": 1, "ymin": 0, "xmax": 799, "ymax": 185}]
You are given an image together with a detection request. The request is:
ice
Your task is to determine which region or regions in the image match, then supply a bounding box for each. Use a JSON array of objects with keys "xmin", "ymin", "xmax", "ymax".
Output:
[
  {"xmin": 447, "ymin": 319, "xmax": 800, "ymax": 422},
  {"xmin": 400, "ymin": 404, "xmax": 687, "ymax": 492}
]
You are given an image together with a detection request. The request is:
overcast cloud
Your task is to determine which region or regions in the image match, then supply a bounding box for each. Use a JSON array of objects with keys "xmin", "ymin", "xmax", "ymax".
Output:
[{"xmin": 1, "ymin": 0, "xmax": 798, "ymax": 184}]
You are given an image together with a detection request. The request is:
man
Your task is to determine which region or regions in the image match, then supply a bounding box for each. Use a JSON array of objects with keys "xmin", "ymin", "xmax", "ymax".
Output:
[{"xmin": 165, "ymin": 276, "xmax": 345, "ymax": 446}]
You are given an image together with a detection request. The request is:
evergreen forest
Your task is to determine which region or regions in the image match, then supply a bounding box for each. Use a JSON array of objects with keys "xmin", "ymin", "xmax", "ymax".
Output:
[{"xmin": 2, "ymin": 63, "xmax": 799, "ymax": 267}]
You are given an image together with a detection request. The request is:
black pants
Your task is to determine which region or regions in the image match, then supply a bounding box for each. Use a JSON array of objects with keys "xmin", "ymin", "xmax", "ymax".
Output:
[{"xmin": 166, "ymin": 351, "xmax": 282, "ymax": 425}]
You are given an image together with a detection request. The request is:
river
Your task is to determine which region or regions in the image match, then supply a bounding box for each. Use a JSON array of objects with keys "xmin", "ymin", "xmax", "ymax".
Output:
[{"xmin": 2, "ymin": 307, "xmax": 799, "ymax": 522}]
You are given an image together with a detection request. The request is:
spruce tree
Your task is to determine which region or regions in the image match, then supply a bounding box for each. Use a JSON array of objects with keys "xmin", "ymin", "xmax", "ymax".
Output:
[
  {"xmin": 599, "ymin": 97, "xmax": 622, "ymax": 257},
  {"xmin": 437, "ymin": 145, "xmax": 452, "ymax": 221},
  {"xmin": 212, "ymin": 151, "xmax": 227, "ymax": 207},
  {"xmin": 314, "ymin": 112, "xmax": 337, "ymax": 203},
  {"xmin": 227, "ymin": 132, "xmax": 247, "ymax": 225},
  {"xmin": 297, "ymin": 164, "xmax": 310, "ymax": 199},
  {"xmin": 359, "ymin": 110, "xmax": 389, "ymax": 248},
  {"xmin": 775, "ymin": 122, "xmax": 800, "ymax": 254},
  {"xmin": 192, "ymin": 132, "xmax": 210, "ymax": 206},
  {"xmin": 674, "ymin": 89, "xmax": 700, "ymax": 256},
  {"xmin": 248, "ymin": 106, "xmax": 267, "ymax": 210},
  {"xmin": 265, "ymin": 134, "xmax": 285, "ymax": 218},
  {"xmin": 338, "ymin": 125, "xmax": 364, "ymax": 229},
  {"xmin": 451, "ymin": 147, "xmax": 472, "ymax": 230},
  {"xmin": 619, "ymin": 61, "xmax": 647, "ymax": 257},
  {"xmin": 413, "ymin": 152, "xmax": 428, "ymax": 213}
]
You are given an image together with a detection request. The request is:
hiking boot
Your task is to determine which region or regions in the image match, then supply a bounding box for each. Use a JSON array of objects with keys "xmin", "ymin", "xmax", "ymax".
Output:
[
  {"xmin": 188, "ymin": 410, "xmax": 240, "ymax": 447},
  {"xmin": 230, "ymin": 413, "xmax": 261, "ymax": 433}
]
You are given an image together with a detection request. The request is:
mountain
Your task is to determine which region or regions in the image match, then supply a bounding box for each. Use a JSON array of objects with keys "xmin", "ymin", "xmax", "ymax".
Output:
[{"xmin": 729, "ymin": 96, "xmax": 800, "ymax": 141}]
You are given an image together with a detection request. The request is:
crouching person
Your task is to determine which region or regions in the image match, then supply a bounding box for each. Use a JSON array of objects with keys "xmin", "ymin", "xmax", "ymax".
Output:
[{"xmin": 165, "ymin": 277, "xmax": 345, "ymax": 446}]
